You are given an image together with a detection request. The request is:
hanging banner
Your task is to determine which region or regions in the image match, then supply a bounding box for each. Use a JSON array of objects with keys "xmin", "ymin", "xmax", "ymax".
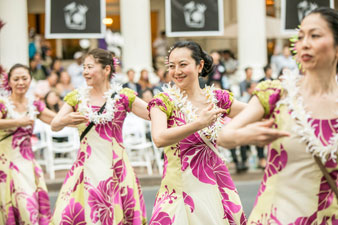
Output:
[
  {"xmin": 45, "ymin": 0, "xmax": 106, "ymax": 39},
  {"xmin": 281, "ymin": 0, "xmax": 334, "ymax": 34},
  {"xmin": 165, "ymin": 0, "xmax": 224, "ymax": 37}
]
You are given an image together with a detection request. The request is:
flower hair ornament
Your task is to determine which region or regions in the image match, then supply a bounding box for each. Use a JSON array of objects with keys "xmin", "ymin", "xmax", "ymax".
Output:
[
  {"xmin": 164, "ymin": 46, "xmax": 175, "ymax": 68},
  {"xmin": 0, "ymin": 66, "xmax": 11, "ymax": 96},
  {"xmin": 289, "ymin": 25, "xmax": 304, "ymax": 72},
  {"xmin": 112, "ymin": 57, "xmax": 119, "ymax": 69}
]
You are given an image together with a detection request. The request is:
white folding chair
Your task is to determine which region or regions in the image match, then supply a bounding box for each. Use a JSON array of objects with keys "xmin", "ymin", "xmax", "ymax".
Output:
[
  {"xmin": 32, "ymin": 119, "xmax": 53, "ymax": 176},
  {"xmin": 123, "ymin": 113, "xmax": 153, "ymax": 175},
  {"xmin": 47, "ymin": 126, "xmax": 80, "ymax": 179}
]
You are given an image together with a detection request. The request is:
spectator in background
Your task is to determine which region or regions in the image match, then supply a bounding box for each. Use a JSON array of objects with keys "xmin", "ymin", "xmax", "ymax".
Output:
[
  {"xmin": 140, "ymin": 87, "xmax": 154, "ymax": 103},
  {"xmin": 30, "ymin": 53, "xmax": 49, "ymax": 81},
  {"xmin": 153, "ymin": 68, "xmax": 167, "ymax": 95},
  {"xmin": 138, "ymin": 69, "xmax": 153, "ymax": 91},
  {"xmin": 123, "ymin": 69, "xmax": 142, "ymax": 96},
  {"xmin": 271, "ymin": 45, "xmax": 299, "ymax": 76},
  {"xmin": 239, "ymin": 67, "xmax": 253, "ymax": 97},
  {"xmin": 56, "ymin": 71, "xmax": 74, "ymax": 98},
  {"xmin": 153, "ymin": 30, "xmax": 168, "ymax": 70},
  {"xmin": 44, "ymin": 90, "xmax": 63, "ymax": 113},
  {"xmin": 41, "ymin": 39, "xmax": 53, "ymax": 67},
  {"xmin": 222, "ymin": 49, "xmax": 238, "ymax": 89},
  {"xmin": 67, "ymin": 51, "xmax": 85, "ymax": 88},
  {"xmin": 207, "ymin": 50, "xmax": 224, "ymax": 89},
  {"xmin": 50, "ymin": 58, "xmax": 64, "ymax": 77},
  {"xmin": 34, "ymin": 71, "xmax": 59, "ymax": 99},
  {"xmin": 259, "ymin": 64, "xmax": 274, "ymax": 82}
]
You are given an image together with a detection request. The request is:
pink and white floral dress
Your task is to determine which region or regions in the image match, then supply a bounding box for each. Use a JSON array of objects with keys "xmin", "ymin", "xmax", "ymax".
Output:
[
  {"xmin": 0, "ymin": 98, "xmax": 51, "ymax": 224},
  {"xmin": 249, "ymin": 78, "xmax": 338, "ymax": 224},
  {"xmin": 147, "ymin": 89, "xmax": 246, "ymax": 225},
  {"xmin": 51, "ymin": 88, "xmax": 147, "ymax": 225}
]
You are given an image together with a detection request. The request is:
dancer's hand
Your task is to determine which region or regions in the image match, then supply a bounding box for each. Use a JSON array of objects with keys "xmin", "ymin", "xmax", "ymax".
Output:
[
  {"xmin": 196, "ymin": 104, "xmax": 226, "ymax": 129},
  {"xmin": 242, "ymin": 119, "xmax": 290, "ymax": 146},
  {"xmin": 16, "ymin": 116, "xmax": 34, "ymax": 127},
  {"xmin": 65, "ymin": 112, "xmax": 88, "ymax": 125}
]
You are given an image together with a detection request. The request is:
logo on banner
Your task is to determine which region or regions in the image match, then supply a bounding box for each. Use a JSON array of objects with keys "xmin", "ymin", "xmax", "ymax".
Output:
[
  {"xmin": 183, "ymin": 1, "xmax": 207, "ymax": 28},
  {"xmin": 297, "ymin": 0, "xmax": 318, "ymax": 22},
  {"xmin": 64, "ymin": 2, "xmax": 88, "ymax": 30}
]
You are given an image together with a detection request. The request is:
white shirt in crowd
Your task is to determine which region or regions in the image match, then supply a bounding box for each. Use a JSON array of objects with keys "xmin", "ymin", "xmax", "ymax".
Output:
[{"xmin": 67, "ymin": 63, "xmax": 86, "ymax": 89}]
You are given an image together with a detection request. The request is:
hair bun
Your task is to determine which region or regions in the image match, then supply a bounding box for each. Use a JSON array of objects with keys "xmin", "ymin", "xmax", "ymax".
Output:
[{"xmin": 200, "ymin": 51, "xmax": 214, "ymax": 77}]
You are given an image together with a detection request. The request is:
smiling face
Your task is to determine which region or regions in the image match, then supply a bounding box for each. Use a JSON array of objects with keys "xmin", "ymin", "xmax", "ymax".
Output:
[
  {"xmin": 9, "ymin": 67, "xmax": 31, "ymax": 95},
  {"xmin": 168, "ymin": 47, "xmax": 203, "ymax": 90},
  {"xmin": 83, "ymin": 55, "xmax": 109, "ymax": 87},
  {"xmin": 296, "ymin": 13, "xmax": 338, "ymax": 72}
]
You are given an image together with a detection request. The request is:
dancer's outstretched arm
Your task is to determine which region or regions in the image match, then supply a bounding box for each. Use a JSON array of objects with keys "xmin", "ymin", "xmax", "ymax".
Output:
[
  {"xmin": 227, "ymin": 99, "xmax": 247, "ymax": 118},
  {"xmin": 51, "ymin": 103, "xmax": 88, "ymax": 131},
  {"xmin": 217, "ymin": 96, "xmax": 289, "ymax": 149},
  {"xmin": 131, "ymin": 97, "xmax": 150, "ymax": 120},
  {"xmin": 38, "ymin": 108, "xmax": 56, "ymax": 124}
]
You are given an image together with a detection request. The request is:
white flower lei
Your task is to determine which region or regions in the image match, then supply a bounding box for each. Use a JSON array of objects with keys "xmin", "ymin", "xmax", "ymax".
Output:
[
  {"xmin": 77, "ymin": 82, "xmax": 122, "ymax": 124},
  {"xmin": 0, "ymin": 95, "xmax": 39, "ymax": 120},
  {"xmin": 278, "ymin": 70, "xmax": 338, "ymax": 162},
  {"xmin": 162, "ymin": 83, "xmax": 224, "ymax": 142}
]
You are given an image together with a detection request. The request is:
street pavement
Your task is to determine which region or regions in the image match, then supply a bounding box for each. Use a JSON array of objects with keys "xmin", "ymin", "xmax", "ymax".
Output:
[{"xmin": 48, "ymin": 178, "xmax": 261, "ymax": 222}]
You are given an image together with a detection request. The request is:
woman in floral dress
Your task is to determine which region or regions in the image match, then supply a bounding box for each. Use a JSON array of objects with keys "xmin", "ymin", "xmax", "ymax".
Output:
[
  {"xmin": 0, "ymin": 64, "xmax": 55, "ymax": 224},
  {"xmin": 148, "ymin": 41, "xmax": 247, "ymax": 224},
  {"xmin": 217, "ymin": 7, "xmax": 338, "ymax": 224},
  {"xmin": 50, "ymin": 48, "xmax": 148, "ymax": 224}
]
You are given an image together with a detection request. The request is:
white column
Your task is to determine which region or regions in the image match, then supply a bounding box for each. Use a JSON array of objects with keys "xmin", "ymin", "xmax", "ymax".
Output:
[
  {"xmin": 56, "ymin": 39, "xmax": 63, "ymax": 58},
  {"xmin": 237, "ymin": 0, "xmax": 267, "ymax": 80},
  {"xmin": 120, "ymin": 0, "xmax": 152, "ymax": 75},
  {"xmin": 0, "ymin": 0, "xmax": 29, "ymax": 70}
]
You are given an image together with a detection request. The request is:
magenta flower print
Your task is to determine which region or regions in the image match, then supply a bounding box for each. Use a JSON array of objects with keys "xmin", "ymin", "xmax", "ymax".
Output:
[
  {"xmin": 183, "ymin": 192, "xmax": 195, "ymax": 213},
  {"xmin": 87, "ymin": 177, "xmax": 117, "ymax": 224},
  {"xmin": 150, "ymin": 186, "xmax": 176, "ymax": 224},
  {"xmin": 0, "ymin": 170, "xmax": 6, "ymax": 183},
  {"xmin": 180, "ymin": 133, "xmax": 227, "ymax": 186},
  {"xmin": 291, "ymin": 212, "xmax": 316, "ymax": 225},
  {"xmin": 0, "ymin": 102, "xmax": 7, "ymax": 118},
  {"xmin": 268, "ymin": 88, "xmax": 281, "ymax": 116},
  {"xmin": 120, "ymin": 186, "xmax": 141, "ymax": 225},
  {"xmin": 213, "ymin": 157, "xmax": 236, "ymax": 190},
  {"xmin": 214, "ymin": 89, "xmax": 232, "ymax": 115},
  {"xmin": 6, "ymin": 206, "xmax": 22, "ymax": 225},
  {"xmin": 149, "ymin": 211, "xmax": 173, "ymax": 225},
  {"xmin": 12, "ymin": 127, "xmax": 35, "ymax": 160},
  {"xmin": 64, "ymin": 149, "xmax": 87, "ymax": 184},
  {"xmin": 180, "ymin": 134, "xmax": 215, "ymax": 185},
  {"xmin": 95, "ymin": 104, "xmax": 125, "ymax": 144},
  {"xmin": 317, "ymin": 170, "xmax": 338, "ymax": 211},
  {"xmin": 113, "ymin": 159, "xmax": 126, "ymax": 183},
  {"xmin": 255, "ymin": 145, "xmax": 288, "ymax": 205},
  {"xmin": 38, "ymin": 189, "xmax": 52, "ymax": 222},
  {"xmin": 219, "ymin": 188, "xmax": 241, "ymax": 214},
  {"xmin": 60, "ymin": 198, "xmax": 86, "ymax": 225},
  {"xmin": 34, "ymin": 166, "xmax": 43, "ymax": 177},
  {"xmin": 26, "ymin": 189, "xmax": 51, "ymax": 224}
]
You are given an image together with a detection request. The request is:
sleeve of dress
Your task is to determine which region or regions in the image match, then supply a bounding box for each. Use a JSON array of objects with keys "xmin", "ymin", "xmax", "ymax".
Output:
[
  {"xmin": 252, "ymin": 80, "xmax": 283, "ymax": 118},
  {"xmin": 63, "ymin": 89, "xmax": 79, "ymax": 107},
  {"xmin": 33, "ymin": 100, "xmax": 46, "ymax": 113},
  {"xmin": 120, "ymin": 88, "xmax": 137, "ymax": 112},
  {"xmin": 0, "ymin": 99, "xmax": 7, "ymax": 118},
  {"xmin": 214, "ymin": 89, "xmax": 234, "ymax": 116},
  {"xmin": 147, "ymin": 93, "xmax": 174, "ymax": 120}
]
